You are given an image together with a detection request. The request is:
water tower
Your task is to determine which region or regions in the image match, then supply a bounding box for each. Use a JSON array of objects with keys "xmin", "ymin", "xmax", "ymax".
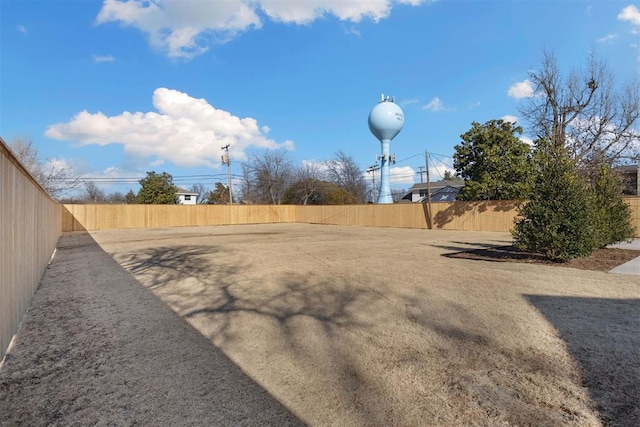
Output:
[{"xmin": 368, "ymin": 94, "xmax": 404, "ymax": 204}]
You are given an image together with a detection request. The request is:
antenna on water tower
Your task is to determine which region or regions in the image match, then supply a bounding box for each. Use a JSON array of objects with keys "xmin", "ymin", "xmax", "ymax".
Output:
[{"xmin": 368, "ymin": 94, "xmax": 404, "ymax": 204}]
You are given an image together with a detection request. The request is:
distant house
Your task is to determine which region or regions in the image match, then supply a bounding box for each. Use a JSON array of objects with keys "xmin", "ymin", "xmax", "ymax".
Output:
[
  {"xmin": 617, "ymin": 164, "xmax": 639, "ymax": 196},
  {"xmin": 176, "ymin": 188, "xmax": 199, "ymax": 205},
  {"xmin": 401, "ymin": 180, "xmax": 465, "ymax": 203}
]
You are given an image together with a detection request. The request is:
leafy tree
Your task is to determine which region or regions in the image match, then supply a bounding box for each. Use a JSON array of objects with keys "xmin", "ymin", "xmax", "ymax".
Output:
[
  {"xmin": 443, "ymin": 170, "xmax": 456, "ymax": 181},
  {"xmin": 324, "ymin": 184, "xmax": 357, "ymax": 205},
  {"xmin": 207, "ymin": 182, "xmax": 231, "ymax": 204},
  {"xmin": 324, "ymin": 151, "xmax": 368, "ymax": 203},
  {"xmin": 454, "ymin": 119, "xmax": 534, "ymax": 200},
  {"xmin": 520, "ymin": 51, "xmax": 640, "ymax": 170},
  {"xmin": 283, "ymin": 163, "xmax": 328, "ymax": 205},
  {"xmin": 136, "ymin": 171, "xmax": 178, "ymax": 204},
  {"xmin": 592, "ymin": 163, "xmax": 635, "ymax": 247},
  {"xmin": 283, "ymin": 178, "xmax": 326, "ymax": 205},
  {"xmin": 283, "ymin": 179, "xmax": 359, "ymax": 205},
  {"xmin": 512, "ymin": 142, "xmax": 597, "ymax": 261},
  {"xmin": 125, "ymin": 190, "xmax": 137, "ymax": 204},
  {"xmin": 9, "ymin": 136, "xmax": 80, "ymax": 199}
]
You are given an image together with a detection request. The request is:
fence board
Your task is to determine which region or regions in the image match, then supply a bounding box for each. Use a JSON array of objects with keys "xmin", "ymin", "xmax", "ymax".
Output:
[{"xmin": 1, "ymin": 138, "xmax": 61, "ymax": 359}]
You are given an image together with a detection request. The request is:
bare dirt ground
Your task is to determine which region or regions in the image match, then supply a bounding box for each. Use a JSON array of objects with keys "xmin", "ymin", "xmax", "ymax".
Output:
[
  {"xmin": 2, "ymin": 223, "xmax": 639, "ymax": 426},
  {"xmin": 447, "ymin": 246, "xmax": 640, "ymax": 271}
]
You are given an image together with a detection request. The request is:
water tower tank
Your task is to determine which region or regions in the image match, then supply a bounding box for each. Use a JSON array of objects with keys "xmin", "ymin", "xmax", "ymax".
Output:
[
  {"xmin": 368, "ymin": 97, "xmax": 404, "ymax": 142},
  {"xmin": 368, "ymin": 95, "xmax": 404, "ymax": 204}
]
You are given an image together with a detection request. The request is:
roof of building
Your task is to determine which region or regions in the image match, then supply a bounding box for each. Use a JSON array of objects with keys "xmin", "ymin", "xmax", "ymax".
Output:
[
  {"xmin": 402, "ymin": 182, "xmax": 463, "ymax": 202},
  {"xmin": 175, "ymin": 188, "xmax": 199, "ymax": 195},
  {"xmin": 616, "ymin": 164, "xmax": 638, "ymax": 174},
  {"xmin": 407, "ymin": 180, "xmax": 465, "ymax": 191}
]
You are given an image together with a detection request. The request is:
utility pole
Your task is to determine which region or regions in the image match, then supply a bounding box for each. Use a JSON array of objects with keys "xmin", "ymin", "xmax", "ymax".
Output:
[
  {"xmin": 367, "ymin": 164, "xmax": 380, "ymax": 203},
  {"xmin": 425, "ymin": 150, "xmax": 432, "ymax": 228},
  {"xmin": 221, "ymin": 144, "xmax": 233, "ymax": 204},
  {"xmin": 417, "ymin": 166, "xmax": 426, "ymax": 183}
]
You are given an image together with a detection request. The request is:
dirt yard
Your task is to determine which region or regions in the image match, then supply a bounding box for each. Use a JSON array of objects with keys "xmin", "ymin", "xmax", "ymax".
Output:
[{"xmin": 2, "ymin": 224, "xmax": 639, "ymax": 426}]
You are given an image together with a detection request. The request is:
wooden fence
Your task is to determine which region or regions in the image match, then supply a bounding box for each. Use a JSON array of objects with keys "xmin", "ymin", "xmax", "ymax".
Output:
[
  {"xmin": 295, "ymin": 201, "xmax": 521, "ymax": 231},
  {"xmin": 62, "ymin": 201, "xmax": 520, "ymax": 233},
  {"xmin": 63, "ymin": 199, "xmax": 640, "ymax": 235},
  {"xmin": 62, "ymin": 204, "xmax": 297, "ymax": 231},
  {"xmin": 1, "ymin": 138, "xmax": 61, "ymax": 359}
]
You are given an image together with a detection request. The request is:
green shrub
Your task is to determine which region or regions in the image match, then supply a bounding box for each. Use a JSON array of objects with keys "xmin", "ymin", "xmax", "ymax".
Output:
[
  {"xmin": 592, "ymin": 163, "xmax": 635, "ymax": 247},
  {"xmin": 512, "ymin": 144, "xmax": 598, "ymax": 262}
]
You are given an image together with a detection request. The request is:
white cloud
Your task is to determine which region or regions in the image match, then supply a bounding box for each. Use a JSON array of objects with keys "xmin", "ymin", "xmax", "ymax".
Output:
[
  {"xmin": 92, "ymin": 54, "xmax": 115, "ymax": 63},
  {"xmin": 45, "ymin": 87, "xmax": 294, "ymax": 167},
  {"xmin": 507, "ymin": 79, "xmax": 534, "ymax": 99},
  {"xmin": 95, "ymin": 0, "xmax": 427, "ymax": 59},
  {"xmin": 596, "ymin": 33, "xmax": 618, "ymax": 42},
  {"xmin": 344, "ymin": 26, "xmax": 361, "ymax": 37},
  {"xmin": 519, "ymin": 136, "xmax": 534, "ymax": 146},
  {"xmin": 618, "ymin": 4, "xmax": 640, "ymax": 26},
  {"xmin": 17, "ymin": 25, "xmax": 27, "ymax": 34},
  {"xmin": 423, "ymin": 97, "xmax": 444, "ymax": 112},
  {"xmin": 467, "ymin": 101, "xmax": 480, "ymax": 110},
  {"xmin": 400, "ymin": 98, "xmax": 419, "ymax": 107},
  {"xmin": 390, "ymin": 166, "xmax": 415, "ymax": 184},
  {"xmin": 501, "ymin": 115, "xmax": 518, "ymax": 124},
  {"xmin": 429, "ymin": 157, "xmax": 454, "ymax": 181}
]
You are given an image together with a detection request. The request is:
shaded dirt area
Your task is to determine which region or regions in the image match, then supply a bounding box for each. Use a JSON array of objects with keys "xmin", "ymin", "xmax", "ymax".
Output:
[
  {"xmin": 0, "ymin": 232, "xmax": 303, "ymax": 426},
  {"xmin": 2, "ymin": 224, "xmax": 639, "ymax": 426},
  {"xmin": 446, "ymin": 246, "xmax": 640, "ymax": 271}
]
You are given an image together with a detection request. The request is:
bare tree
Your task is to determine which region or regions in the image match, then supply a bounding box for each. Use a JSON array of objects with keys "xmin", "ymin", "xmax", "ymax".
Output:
[
  {"xmin": 106, "ymin": 191, "xmax": 127, "ymax": 203},
  {"xmin": 83, "ymin": 181, "xmax": 106, "ymax": 203},
  {"xmin": 9, "ymin": 136, "xmax": 80, "ymax": 199},
  {"xmin": 286, "ymin": 162, "xmax": 327, "ymax": 205},
  {"xmin": 391, "ymin": 188, "xmax": 406, "ymax": 203},
  {"xmin": 520, "ymin": 51, "xmax": 640, "ymax": 169},
  {"xmin": 189, "ymin": 183, "xmax": 208, "ymax": 204},
  {"xmin": 241, "ymin": 150, "xmax": 294, "ymax": 204},
  {"xmin": 324, "ymin": 150, "xmax": 368, "ymax": 203}
]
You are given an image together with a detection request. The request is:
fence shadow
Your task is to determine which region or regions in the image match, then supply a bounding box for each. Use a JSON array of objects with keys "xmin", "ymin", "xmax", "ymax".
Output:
[
  {"xmin": 0, "ymin": 232, "xmax": 303, "ymax": 426},
  {"xmin": 526, "ymin": 295, "xmax": 640, "ymax": 426}
]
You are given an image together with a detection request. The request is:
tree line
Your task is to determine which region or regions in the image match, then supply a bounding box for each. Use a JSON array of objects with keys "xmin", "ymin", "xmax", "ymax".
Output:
[{"xmin": 6, "ymin": 140, "xmax": 376, "ymax": 205}]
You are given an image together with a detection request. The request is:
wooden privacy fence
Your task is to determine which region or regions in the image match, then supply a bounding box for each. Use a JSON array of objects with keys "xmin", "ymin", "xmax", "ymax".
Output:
[
  {"xmin": 1, "ymin": 138, "xmax": 61, "ymax": 359},
  {"xmin": 63, "ymin": 204, "xmax": 297, "ymax": 231},
  {"xmin": 63, "ymin": 199, "xmax": 640, "ymax": 234},
  {"xmin": 62, "ymin": 201, "xmax": 522, "ymax": 232}
]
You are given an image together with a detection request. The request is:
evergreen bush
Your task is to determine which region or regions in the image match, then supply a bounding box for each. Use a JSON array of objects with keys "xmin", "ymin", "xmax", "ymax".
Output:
[
  {"xmin": 592, "ymin": 164, "xmax": 635, "ymax": 247},
  {"xmin": 512, "ymin": 144, "xmax": 598, "ymax": 261}
]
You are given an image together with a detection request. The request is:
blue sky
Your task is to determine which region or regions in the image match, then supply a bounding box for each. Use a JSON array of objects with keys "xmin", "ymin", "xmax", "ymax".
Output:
[{"xmin": 2, "ymin": 0, "xmax": 639, "ymax": 196}]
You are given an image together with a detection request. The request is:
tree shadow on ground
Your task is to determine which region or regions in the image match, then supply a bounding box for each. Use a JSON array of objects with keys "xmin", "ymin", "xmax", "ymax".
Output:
[
  {"xmin": 398, "ymin": 294, "xmax": 597, "ymax": 426},
  {"xmin": 116, "ymin": 245, "xmax": 394, "ymax": 425},
  {"xmin": 0, "ymin": 232, "xmax": 304, "ymax": 426},
  {"xmin": 427, "ymin": 241, "xmax": 512, "ymax": 254},
  {"xmin": 526, "ymin": 295, "xmax": 640, "ymax": 426},
  {"xmin": 113, "ymin": 240, "xmax": 612, "ymax": 426},
  {"xmin": 117, "ymin": 245, "xmax": 372, "ymax": 340},
  {"xmin": 429, "ymin": 200, "xmax": 517, "ymax": 229}
]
